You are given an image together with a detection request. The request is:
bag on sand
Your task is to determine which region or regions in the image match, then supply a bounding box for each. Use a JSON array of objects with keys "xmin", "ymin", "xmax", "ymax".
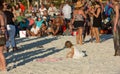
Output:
[{"xmin": 19, "ymin": 30, "xmax": 26, "ymax": 38}]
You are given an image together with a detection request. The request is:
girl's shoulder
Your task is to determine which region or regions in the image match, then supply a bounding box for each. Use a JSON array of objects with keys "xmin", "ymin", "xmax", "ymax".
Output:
[{"xmin": 71, "ymin": 46, "xmax": 76, "ymax": 49}]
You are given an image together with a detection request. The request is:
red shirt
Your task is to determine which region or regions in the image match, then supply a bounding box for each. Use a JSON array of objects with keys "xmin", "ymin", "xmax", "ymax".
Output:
[{"xmin": 20, "ymin": 3, "xmax": 25, "ymax": 12}]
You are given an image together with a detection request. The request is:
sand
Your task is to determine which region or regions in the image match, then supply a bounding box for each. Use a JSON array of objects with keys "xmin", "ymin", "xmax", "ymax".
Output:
[{"xmin": 1, "ymin": 34, "xmax": 120, "ymax": 74}]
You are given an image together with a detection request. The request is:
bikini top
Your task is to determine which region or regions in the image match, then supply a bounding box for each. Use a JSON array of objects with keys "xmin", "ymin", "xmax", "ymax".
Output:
[{"xmin": 74, "ymin": 14, "xmax": 84, "ymax": 21}]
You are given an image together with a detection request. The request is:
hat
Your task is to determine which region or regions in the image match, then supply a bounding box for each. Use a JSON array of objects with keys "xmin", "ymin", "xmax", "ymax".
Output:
[{"xmin": 75, "ymin": 1, "xmax": 83, "ymax": 8}]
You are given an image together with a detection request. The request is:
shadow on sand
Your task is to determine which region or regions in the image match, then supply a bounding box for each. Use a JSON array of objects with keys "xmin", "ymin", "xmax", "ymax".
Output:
[
  {"xmin": 5, "ymin": 36, "xmax": 65, "ymax": 71},
  {"xmin": 100, "ymin": 34, "xmax": 113, "ymax": 42},
  {"xmin": 84, "ymin": 34, "xmax": 113, "ymax": 43}
]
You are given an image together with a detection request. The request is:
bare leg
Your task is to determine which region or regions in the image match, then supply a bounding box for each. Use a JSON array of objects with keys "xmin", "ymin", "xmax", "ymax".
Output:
[
  {"xmin": 68, "ymin": 23, "xmax": 72, "ymax": 32},
  {"xmin": 79, "ymin": 28, "xmax": 83, "ymax": 45},
  {"xmin": 0, "ymin": 46, "xmax": 6, "ymax": 71},
  {"xmin": 26, "ymin": 30, "xmax": 31, "ymax": 37},
  {"xmin": 76, "ymin": 29, "xmax": 79, "ymax": 44},
  {"xmin": 95, "ymin": 28, "xmax": 100, "ymax": 43},
  {"xmin": 113, "ymin": 25, "xmax": 120, "ymax": 56},
  {"xmin": 93, "ymin": 27, "xmax": 100, "ymax": 43},
  {"xmin": 90, "ymin": 26, "xmax": 94, "ymax": 42},
  {"xmin": 94, "ymin": 28, "xmax": 98, "ymax": 43}
]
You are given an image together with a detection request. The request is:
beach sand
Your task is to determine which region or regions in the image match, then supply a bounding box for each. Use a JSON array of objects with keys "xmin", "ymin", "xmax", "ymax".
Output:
[{"xmin": 1, "ymin": 34, "xmax": 120, "ymax": 74}]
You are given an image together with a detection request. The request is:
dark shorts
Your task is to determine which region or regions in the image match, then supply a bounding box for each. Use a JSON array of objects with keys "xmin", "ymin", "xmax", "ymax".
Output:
[
  {"xmin": 93, "ymin": 20, "xmax": 102, "ymax": 27},
  {"xmin": 73, "ymin": 21, "xmax": 84, "ymax": 28},
  {"xmin": 65, "ymin": 18, "xmax": 71, "ymax": 24}
]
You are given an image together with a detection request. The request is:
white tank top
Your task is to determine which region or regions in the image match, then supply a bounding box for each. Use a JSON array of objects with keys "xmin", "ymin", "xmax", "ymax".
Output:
[{"xmin": 72, "ymin": 46, "xmax": 85, "ymax": 59}]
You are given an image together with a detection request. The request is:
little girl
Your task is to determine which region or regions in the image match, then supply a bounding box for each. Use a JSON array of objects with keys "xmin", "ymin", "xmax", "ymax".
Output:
[{"xmin": 65, "ymin": 41, "xmax": 87, "ymax": 59}]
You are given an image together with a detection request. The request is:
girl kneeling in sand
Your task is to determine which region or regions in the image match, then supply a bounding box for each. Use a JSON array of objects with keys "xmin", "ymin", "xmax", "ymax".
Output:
[{"xmin": 65, "ymin": 41, "xmax": 87, "ymax": 59}]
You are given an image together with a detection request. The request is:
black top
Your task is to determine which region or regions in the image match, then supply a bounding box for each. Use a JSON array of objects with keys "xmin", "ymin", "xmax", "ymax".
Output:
[
  {"xmin": 4, "ymin": 11, "xmax": 15, "ymax": 25},
  {"xmin": 93, "ymin": 7, "xmax": 102, "ymax": 27},
  {"xmin": 93, "ymin": 7, "xmax": 102, "ymax": 21}
]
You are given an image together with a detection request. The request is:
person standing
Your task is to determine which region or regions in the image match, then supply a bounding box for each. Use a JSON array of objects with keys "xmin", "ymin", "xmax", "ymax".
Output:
[
  {"xmin": 4, "ymin": 4, "xmax": 17, "ymax": 52},
  {"xmin": 90, "ymin": 1, "xmax": 102, "ymax": 43},
  {"xmin": 72, "ymin": 1, "xmax": 86, "ymax": 45},
  {"xmin": 62, "ymin": 1, "xmax": 72, "ymax": 30},
  {"xmin": 0, "ymin": 0, "xmax": 7, "ymax": 71},
  {"xmin": 111, "ymin": 0, "xmax": 120, "ymax": 56}
]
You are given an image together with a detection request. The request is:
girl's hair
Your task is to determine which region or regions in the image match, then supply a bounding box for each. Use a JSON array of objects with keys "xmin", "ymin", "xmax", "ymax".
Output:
[
  {"xmin": 0, "ymin": 0, "xmax": 4, "ymax": 10},
  {"xmin": 65, "ymin": 41, "xmax": 73, "ymax": 48}
]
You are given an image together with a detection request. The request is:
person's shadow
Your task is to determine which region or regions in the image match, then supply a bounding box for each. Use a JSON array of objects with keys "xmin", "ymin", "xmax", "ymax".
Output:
[
  {"xmin": 5, "ymin": 36, "xmax": 65, "ymax": 71},
  {"xmin": 100, "ymin": 34, "xmax": 113, "ymax": 42},
  {"xmin": 84, "ymin": 34, "xmax": 113, "ymax": 43}
]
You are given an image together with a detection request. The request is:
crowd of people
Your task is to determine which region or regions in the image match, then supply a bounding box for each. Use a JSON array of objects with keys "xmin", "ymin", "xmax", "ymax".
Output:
[{"xmin": 0, "ymin": 0, "xmax": 120, "ymax": 72}]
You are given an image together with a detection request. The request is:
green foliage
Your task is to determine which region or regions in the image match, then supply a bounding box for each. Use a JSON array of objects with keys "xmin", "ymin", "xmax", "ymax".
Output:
[{"xmin": 53, "ymin": 0, "xmax": 64, "ymax": 8}]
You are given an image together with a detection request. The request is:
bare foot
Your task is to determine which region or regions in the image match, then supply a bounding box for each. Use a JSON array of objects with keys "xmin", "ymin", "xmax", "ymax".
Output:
[
  {"xmin": 76, "ymin": 42, "xmax": 79, "ymax": 44},
  {"xmin": 80, "ymin": 43, "xmax": 83, "ymax": 45},
  {"xmin": 96, "ymin": 40, "xmax": 100, "ymax": 43},
  {"xmin": 0, "ymin": 67, "xmax": 7, "ymax": 72}
]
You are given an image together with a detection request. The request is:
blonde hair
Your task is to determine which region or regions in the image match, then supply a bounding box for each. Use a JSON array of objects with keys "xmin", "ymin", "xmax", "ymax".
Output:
[{"xmin": 65, "ymin": 41, "xmax": 73, "ymax": 48}]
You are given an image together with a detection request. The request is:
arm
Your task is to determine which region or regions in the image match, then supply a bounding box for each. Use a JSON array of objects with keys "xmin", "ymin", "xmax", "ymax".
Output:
[
  {"xmin": 71, "ymin": 11, "xmax": 75, "ymax": 25},
  {"xmin": 92, "ymin": 8, "xmax": 101, "ymax": 18},
  {"xmin": 0, "ymin": 14, "xmax": 6, "ymax": 33},
  {"xmin": 81, "ymin": 10, "xmax": 87, "ymax": 19},
  {"xmin": 0, "ymin": 15, "xmax": 5, "ymax": 27},
  {"xmin": 12, "ymin": 13, "xmax": 16, "ymax": 22},
  {"xmin": 114, "ymin": 5, "xmax": 119, "ymax": 32},
  {"xmin": 0, "ymin": 13, "xmax": 8, "ymax": 39}
]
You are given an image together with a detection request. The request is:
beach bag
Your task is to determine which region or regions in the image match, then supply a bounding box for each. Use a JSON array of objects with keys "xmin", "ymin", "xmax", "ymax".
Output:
[
  {"xmin": 19, "ymin": 30, "xmax": 26, "ymax": 38},
  {"xmin": 0, "ymin": 30, "xmax": 6, "ymax": 46}
]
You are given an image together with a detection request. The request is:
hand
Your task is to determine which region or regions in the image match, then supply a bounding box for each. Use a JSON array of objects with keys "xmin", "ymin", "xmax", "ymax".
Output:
[
  {"xmin": 90, "ymin": 9, "xmax": 95, "ymax": 13},
  {"xmin": 90, "ymin": 10, "xmax": 94, "ymax": 14}
]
